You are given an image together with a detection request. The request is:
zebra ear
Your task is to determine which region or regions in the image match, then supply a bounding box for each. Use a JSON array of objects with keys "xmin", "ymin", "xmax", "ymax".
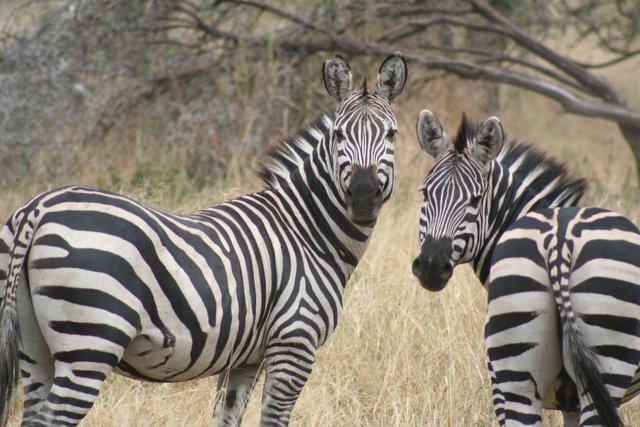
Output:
[
  {"xmin": 471, "ymin": 116, "xmax": 504, "ymax": 167},
  {"xmin": 323, "ymin": 54, "xmax": 354, "ymax": 103},
  {"xmin": 416, "ymin": 109, "xmax": 449, "ymax": 158},
  {"xmin": 376, "ymin": 51, "xmax": 407, "ymax": 103}
]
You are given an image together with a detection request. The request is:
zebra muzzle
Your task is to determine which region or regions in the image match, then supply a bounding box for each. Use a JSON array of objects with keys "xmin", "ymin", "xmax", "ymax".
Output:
[
  {"xmin": 345, "ymin": 166, "xmax": 383, "ymax": 226},
  {"xmin": 412, "ymin": 236, "xmax": 454, "ymax": 291}
]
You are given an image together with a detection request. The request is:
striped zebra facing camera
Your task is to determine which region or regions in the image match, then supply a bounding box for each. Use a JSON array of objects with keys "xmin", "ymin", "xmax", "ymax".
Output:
[
  {"xmin": 0, "ymin": 53, "xmax": 407, "ymax": 427},
  {"xmin": 412, "ymin": 109, "xmax": 640, "ymax": 426}
]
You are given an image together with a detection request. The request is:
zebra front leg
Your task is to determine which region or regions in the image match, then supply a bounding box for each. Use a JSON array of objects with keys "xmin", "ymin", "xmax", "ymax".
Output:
[
  {"xmin": 259, "ymin": 347, "xmax": 316, "ymax": 426},
  {"xmin": 213, "ymin": 364, "xmax": 262, "ymax": 427}
]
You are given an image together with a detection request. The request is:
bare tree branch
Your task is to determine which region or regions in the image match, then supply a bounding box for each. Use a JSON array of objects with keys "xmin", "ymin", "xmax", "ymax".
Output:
[
  {"xmin": 467, "ymin": 0, "xmax": 624, "ymax": 103},
  {"xmin": 377, "ymin": 15, "xmax": 508, "ymax": 45},
  {"xmin": 2, "ymin": 0, "xmax": 639, "ymax": 182},
  {"xmin": 413, "ymin": 44, "xmax": 585, "ymax": 92},
  {"xmin": 375, "ymin": 3, "xmax": 474, "ymax": 17},
  {"xmin": 233, "ymin": 0, "xmax": 366, "ymax": 53},
  {"xmin": 573, "ymin": 50, "xmax": 640, "ymax": 69},
  {"xmin": 402, "ymin": 52, "xmax": 640, "ymax": 126}
]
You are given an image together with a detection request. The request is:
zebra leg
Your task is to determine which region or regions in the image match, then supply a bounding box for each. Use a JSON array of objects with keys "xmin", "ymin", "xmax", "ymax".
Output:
[
  {"xmin": 16, "ymin": 273, "xmax": 55, "ymax": 424},
  {"xmin": 485, "ymin": 277, "xmax": 562, "ymax": 426},
  {"xmin": 487, "ymin": 360, "xmax": 507, "ymax": 424},
  {"xmin": 28, "ymin": 350, "xmax": 123, "ymax": 427},
  {"xmin": 213, "ymin": 364, "xmax": 262, "ymax": 427},
  {"xmin": 26, "ymin": 300, "xmax": 129, "ymax": 425},
  {"xmin": 567, "ymin": 289, "xmax": 640, "ymax": 425},
  {"xmin": 19, "ymin": 346, "xmax": 54, "ymax": 426},
  {"xmin": 561, "ymin": 411, "xmax": 579, "ymax": 427},
  {"xmin": 259, "ymin": 348, "xmax": 316, "ymax": 425}
]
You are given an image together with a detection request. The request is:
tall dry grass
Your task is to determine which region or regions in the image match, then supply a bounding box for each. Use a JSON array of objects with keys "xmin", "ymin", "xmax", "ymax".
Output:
[{"xmin": 3, "ymin": 60, "xmax": 640, "ymax": 426}]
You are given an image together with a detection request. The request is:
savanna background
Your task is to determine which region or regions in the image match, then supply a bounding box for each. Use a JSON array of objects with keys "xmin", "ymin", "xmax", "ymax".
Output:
[{"xmin": 1, "ymin": 1, "xmax": 640, "ymax": 425}]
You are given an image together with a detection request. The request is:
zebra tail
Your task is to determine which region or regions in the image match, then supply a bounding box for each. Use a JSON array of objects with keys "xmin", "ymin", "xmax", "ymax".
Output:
[
  {"xmin": 550, "ymin": 242, "xmax": 623, "ymax": 427},
  {"xmin": 565, "ymin": 328, "xmax": 623, "ymax": 427},
  {"xmin": 0, "ymin": 210, "xmax": 37, "ymax": 426}
]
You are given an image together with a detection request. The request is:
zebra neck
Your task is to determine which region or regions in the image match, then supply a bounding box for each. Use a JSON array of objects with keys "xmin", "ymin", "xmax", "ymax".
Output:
[
  {"xmin": 281, "ymin": 146, "xmax": 373, "ymax": 281},
  {"xmin": 472, "ymin": 165, "xmax": 537, "ymax": 285}
]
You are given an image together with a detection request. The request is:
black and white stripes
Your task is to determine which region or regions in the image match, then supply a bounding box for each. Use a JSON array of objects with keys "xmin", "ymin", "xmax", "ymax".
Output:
[
  {"xmin": 410, "ymin": 110, "xmax": 640, "ymax": 424},
  {"xmin": 487, "ymin": 207, "xmax": 640, "ymax": 426},
  {"xmin": 0, "ymin": 53, "xmax": 407, "ymax": 427}
]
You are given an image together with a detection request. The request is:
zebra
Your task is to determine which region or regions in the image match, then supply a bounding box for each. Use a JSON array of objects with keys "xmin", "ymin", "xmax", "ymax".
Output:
[
  {"xmin": 487, "ymin": 207, "xmax": 640, "ymax": 426},
  {"xmin": 411, "ymin": 109, "xmax": 640, "ymax": 426},
  {"xmin": 0, "ymin": 53, "xmax": 407, "ymax": 426}
]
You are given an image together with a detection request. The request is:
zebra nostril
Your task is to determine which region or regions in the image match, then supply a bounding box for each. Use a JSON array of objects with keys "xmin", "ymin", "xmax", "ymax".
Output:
[
  {"xmin": 412, "ymin": 257, "xmax": 422, "ymax": 277},
  {"xmin": 375, "ymin": 187, "xmax": 382, "ymax": 197}
]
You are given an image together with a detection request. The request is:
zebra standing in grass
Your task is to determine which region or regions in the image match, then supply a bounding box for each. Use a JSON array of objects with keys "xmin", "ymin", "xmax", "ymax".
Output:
[
  {"xmin": 0, "ymin": 53, "xmax": 407, "ymax": 426},
  {"xmin": 411, "ymin": 109, "xmax": 640, "ymax": 426}
]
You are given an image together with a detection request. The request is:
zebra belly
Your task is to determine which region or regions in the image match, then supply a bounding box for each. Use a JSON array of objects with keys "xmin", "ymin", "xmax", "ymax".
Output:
[{"xmin": 114, "ymin": 320, "xmax": 268, "ymax": 382}]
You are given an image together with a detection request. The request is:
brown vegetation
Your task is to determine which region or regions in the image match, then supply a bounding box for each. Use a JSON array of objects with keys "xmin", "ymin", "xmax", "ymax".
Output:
[
  {"xmin": 2, "ymin": 1, "xmax": 640, "ymax": 425},
  {"xmin": 4, "ymin": 66, "xmax": 640, "ymax": 424}
]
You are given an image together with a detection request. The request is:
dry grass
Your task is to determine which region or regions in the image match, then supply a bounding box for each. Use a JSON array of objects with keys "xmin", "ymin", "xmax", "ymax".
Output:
[{"xmin": 3, "ymin": 61, "xmax": 640, "ymax": 426}]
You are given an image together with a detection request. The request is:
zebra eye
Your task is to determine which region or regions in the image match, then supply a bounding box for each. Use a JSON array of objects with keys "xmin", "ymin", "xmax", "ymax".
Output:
[
  {"xmin": 469, "ymin": 194, "xmax": 482, "ymax": 206},
  {"xmin": 386, "ymin": 129, "xmax": 397, "ymax": 141},
  {"xmin": 333, "ymin": 129, "xmax": 345, "ymax": 141}
]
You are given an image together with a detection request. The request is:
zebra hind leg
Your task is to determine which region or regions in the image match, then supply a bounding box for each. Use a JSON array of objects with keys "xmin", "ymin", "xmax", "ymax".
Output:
[
  {"xmin": 485, "ymin": 275, "xmax": 563, "ymax": 426},
  {"xmin": 213, "ymin": 364, "xmax": 262, "ymax": 427},
  {"xmin": 19, "ymin": 351, "xmax": 54, "ymax": 426},
  {"xmin": 28, "ymin": 354, "xmax": 121, "ymax": 426},
  {"xmin": 26, "ymin": 302, "xmax": 129, "ymax": 425},
  {"xmin": 561, "ymin": 410, "xmax": 579, "ymax": 427},
  {"xmin": 16, "ymin": 272, "xmax": 55, "ymax": 425},
  {"xmin": 562, "ymin": 330, "xmax": 624, "ymax": 427}
]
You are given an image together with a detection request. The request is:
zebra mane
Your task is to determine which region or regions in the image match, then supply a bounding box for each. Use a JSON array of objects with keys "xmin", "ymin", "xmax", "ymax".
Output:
[
  {"xmin": 257, "ymin": 111, "xmax": 334, "ymax": 189},
  {"xmin": 451, "ymin": 113, "xmax": 587, "ymax": 207},
  {"xmin": 496, "ymin": 140, "xmax": 588, "ymax": 208},
  {"xmin": 453, "ymin": 113, "xmax": 474, "ymax": 154}
]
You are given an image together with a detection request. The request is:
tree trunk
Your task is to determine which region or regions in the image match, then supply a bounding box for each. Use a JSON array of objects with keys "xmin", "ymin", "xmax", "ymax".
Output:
[{"xmin": 618, "ymin": 123, "xmax": 640, "ymax": 184}]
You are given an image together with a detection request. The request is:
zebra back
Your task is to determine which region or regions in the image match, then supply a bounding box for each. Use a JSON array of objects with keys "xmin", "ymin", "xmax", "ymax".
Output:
[{"xmin": 475, "ymin": 139, "xmax": 588, "ymax": 282}]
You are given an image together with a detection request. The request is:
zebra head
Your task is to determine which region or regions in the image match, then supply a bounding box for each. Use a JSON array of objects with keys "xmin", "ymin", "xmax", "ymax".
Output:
[
  {"xmin": 322, "ymin": 53, "xmax": 407, "ymax": 225},
  {"xmin": 412, "ymin": 110, "xmax": 503, "ymax": 291}
]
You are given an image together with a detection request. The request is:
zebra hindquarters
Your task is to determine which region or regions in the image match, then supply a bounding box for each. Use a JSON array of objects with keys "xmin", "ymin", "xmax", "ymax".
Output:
[
  {"xmin": 16, "ymin": 264, "xmax": 56, "ymax": 425},
  {"xmin": 18, "ymin": 227, "xmax": 137, "ymax": 426},
  {"xmin": 565, "ymin": 210, "xmax": 640, "ymax": 426},
  {"xmin": 487, "ymin": 207, "xmax": 640, "ymax": 426},
  {"xmin": 485, "ymin": 227, "xmax": 563, "ymax": 426}
]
